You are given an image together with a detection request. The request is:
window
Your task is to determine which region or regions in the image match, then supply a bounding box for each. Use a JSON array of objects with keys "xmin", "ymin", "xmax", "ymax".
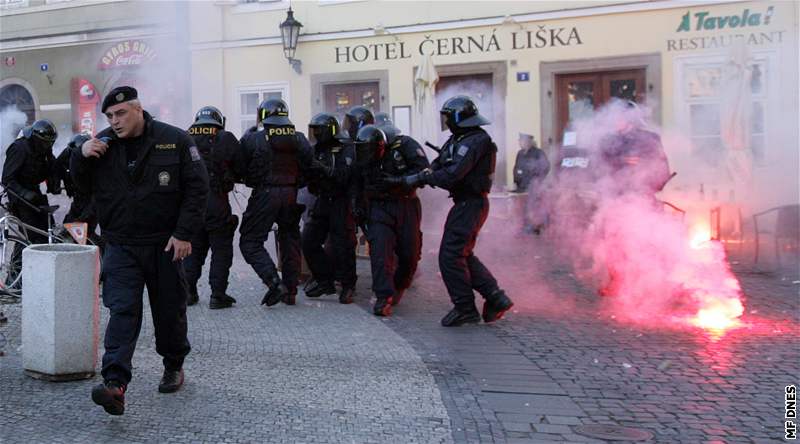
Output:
[
  {"xmin": 676, "ymin": 52, "xmax": 775, "ymax": 166},
  {"xmin": 0, "ymin": 0, "xmax": 29, "ymax": 9},
  {"xmin": 237, "ymin": 83, "xmax": 289, "ymax": 136}
]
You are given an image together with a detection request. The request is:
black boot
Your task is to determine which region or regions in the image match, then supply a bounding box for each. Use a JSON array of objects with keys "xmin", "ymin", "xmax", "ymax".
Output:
[
  {"xmin": 262, "ymin": 279, "xmax": 287, "ymax": 307},
  {"xmin": 186, "ymin": 286, "xmax": 199, "ymax": 306},
  {"xmin": 209, "ymin": 292, "xmax": 236, "ymax": 310},
  {"xmin": 158, "ymin": 369, "xmax": 184, "ymax": 393},
  {"xmin": 338, "ymin": 287, "xmax": 355, "ymax": 304},
  {"xmin": 91, "ymin": 380, "xmax": 126, "ymax": 415},
  {"xmin": 305, "ymin": 280, "xmax": 335, "ymax": 298},
  {"xmin": 283, "ymin": 290, "xmax": 297, "ymax": 306},
  {"xmin": 441, "ymin": 307, "xmax": 481, "ymax": 327},
  {"xmin": 391, "ymin": 289, "xmax": 405, "ymax": 306},
  {"xmin": 373, "ymin": 297, "xmax": 393, "ymax": 316},
  {"xmin": 482, "ymin": 289, "xmax": 514, "ymax": 323}
]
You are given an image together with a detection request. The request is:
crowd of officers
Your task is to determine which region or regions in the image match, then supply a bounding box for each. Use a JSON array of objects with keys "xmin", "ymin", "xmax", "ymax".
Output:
[{"xmin": 2, "ymin": 86, "xmax": 514, "ymax": 416}]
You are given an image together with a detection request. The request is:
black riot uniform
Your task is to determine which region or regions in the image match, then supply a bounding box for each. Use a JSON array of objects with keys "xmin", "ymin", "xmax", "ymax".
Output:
[
  {"xmin": 386, "ymin": 96, "xmax": 513, "ymax": 327},
  {"xmin": 302, "ymin": 112, "xmax": 358, "ymax": 304},
  {"xmin": 2, "ymin": 120, "xmax": 59, "ymax": 245},
  {"xmin": 355, "ymin": 124, "xmax": 429, "ymax": 317},
  {"xmin": 53, "ymin": 133, "xmax": 103, "ymax": 246},
  {"xmin": 71, "ymin": 102, "xmax": 209, "ymax": 389},
  {"xmin": 183, "ymin": 106, "xmax": 241, "ymax": 309},
  {"xmin": 238, "ymin": 99, "xmax": 311, "ymax": 307}
]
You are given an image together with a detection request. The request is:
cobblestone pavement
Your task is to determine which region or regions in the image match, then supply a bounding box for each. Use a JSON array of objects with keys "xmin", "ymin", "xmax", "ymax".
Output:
[
  {"xmin": 0, "ymin": 258, "xmax": 451, "ymax": 443},
  {"xmin": 1, "ymin": 205, "xmax": 798, "ymax": 443}
]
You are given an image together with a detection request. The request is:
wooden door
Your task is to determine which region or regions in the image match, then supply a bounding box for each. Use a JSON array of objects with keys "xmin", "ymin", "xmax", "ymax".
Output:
[{"xmin": 323, "ymin": 81, "xmax": 379, "ymax": 124}]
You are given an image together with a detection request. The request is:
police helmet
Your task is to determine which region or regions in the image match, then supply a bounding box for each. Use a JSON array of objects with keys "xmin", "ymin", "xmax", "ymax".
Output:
[
  {"xmin": 439, "ymin": 95, "xmax": 490, "ymax": 131},
  {"xmin": 194, "ymin": 106, "xmax": 226, "ymax": 129},
  {"xmin": 22, "ymin": 119, "xmax": 58, "ymax": 145},
  {"xmin": 259, "ymin": 99, "xmax": 292, "ymax": 126},
  {"xmin": 374, "ymin": 112, "xmax": 401, "ymax": 144},
  {"xmin": 68, "ymin": 133, "xmax": 91, "ymax": 151},
  {"xmin": 308, "ymin": 112, "xmax": 341, "ymax": 145},
  {"xmin": 343, "ymin": 106, "xmax": 375, "ymax": 138},
  {"xmin": 354, "ymin": 124, "xmax": 387, "ymax": 167}
]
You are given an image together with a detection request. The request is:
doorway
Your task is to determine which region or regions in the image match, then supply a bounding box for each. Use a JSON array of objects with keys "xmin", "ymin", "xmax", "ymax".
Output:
[
  {"xmin": 554, "ymin": 68, "xmax": 646, "ymax": 144},
  {"xmin": 323, "ymin": 81, "xmax": 380, "ymax": 126}
]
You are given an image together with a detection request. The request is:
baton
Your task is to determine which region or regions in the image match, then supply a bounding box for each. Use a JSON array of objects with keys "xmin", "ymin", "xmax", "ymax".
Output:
[{"xmin": 424, "ymin": 141, "xmax": 442, "ymax": 154}]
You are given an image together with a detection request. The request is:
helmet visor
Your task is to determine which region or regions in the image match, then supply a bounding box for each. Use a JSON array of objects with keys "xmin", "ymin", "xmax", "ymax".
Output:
[{"xmin": 440, "ymin": 113, "xmax": 449, "ymax": 132}]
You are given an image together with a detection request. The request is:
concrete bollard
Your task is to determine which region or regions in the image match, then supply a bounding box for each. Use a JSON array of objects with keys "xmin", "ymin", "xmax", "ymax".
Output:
[{"xmin": 22, "ymin": 244, "xmax": 100, "ymax": 381}]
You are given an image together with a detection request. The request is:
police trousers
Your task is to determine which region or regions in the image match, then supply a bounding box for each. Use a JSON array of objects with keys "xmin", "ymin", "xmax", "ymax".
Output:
[
  {"xmin": 239, "ymin": 186, "xmax": 303, "ymax": 293},
  {"xmin": 366, "ymin": 197, "xmax": 422, "ymax": 300},
  {"xmin": 184, "ymin": 217, "xmax": 237, "ymax": 295},
  {"xmin": 301, "ymin": 195, "xmax": 357, "ymax": 288},
  {"xmin": 100, "ymin": 243, "xmax": 190, "ymax": 385},
  {"xmin": 439, "ymin": 196, "xmax": 499, "ymax": 310}
]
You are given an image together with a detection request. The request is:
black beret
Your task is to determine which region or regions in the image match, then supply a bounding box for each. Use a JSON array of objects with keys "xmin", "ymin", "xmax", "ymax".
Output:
[{"xmin": 102, "ymin": 86, "xmax": 138, "ymax": 113}]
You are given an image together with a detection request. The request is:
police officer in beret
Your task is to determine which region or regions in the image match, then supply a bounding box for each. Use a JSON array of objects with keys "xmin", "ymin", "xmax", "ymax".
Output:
[
  {"xmin": 72, "ymin": 86, "xmax": 209, "ymax": 415},
  {"xmin": 383, "ymin": 96, "xmax": 513, "ymax": 327},
  {"xmin": 182, "ymin": 106, "xmax": 241, "ymax": 310},
  {"xmin": 239, "ymin": 99, "xmax": 312, "ymax": 307}
]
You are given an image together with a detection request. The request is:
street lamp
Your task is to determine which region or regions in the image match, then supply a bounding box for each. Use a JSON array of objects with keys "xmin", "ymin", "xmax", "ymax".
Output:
[{"xmin": 280, "ymin": 7, "xmax": 303, "ymax": 74}]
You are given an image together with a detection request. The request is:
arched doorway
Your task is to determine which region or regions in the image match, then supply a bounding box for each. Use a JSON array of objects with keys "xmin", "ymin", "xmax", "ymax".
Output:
[{"xmin": 0, "ymin": 84, "xmax": 36, "ymax": 125}]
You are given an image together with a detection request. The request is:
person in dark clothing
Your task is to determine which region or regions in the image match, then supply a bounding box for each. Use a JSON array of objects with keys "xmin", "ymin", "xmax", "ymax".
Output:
[
  {"xmin": 1, "ymin": 119, "xmax": 59, "ymax": 286},
  {"xmin": 238, "ymin": 99, "xmax": 311, "ymax": 307},
  {"xmin": 384, "ymin": 96, "xmax": 513, "ymax": 327},
  {"xmin": 52, "ymin": 133, "xmax": 103, "ymax": 247},
  {"xmin": 302, "ymin": 112, "xmax": 358, "ymax": 304},
  {"xmin": 73, "ymin": 86, "xmax": 209, "ymax": 415},
  {"xmin": 597, "ymin": 119, "xmax": 670, "ymax": 198},
  {"xmin": 511, "ymin": 133, "xmax": 550, "ymax": 235},
  {"xmin": 354, "ymin": 124, "xmax": 428, "ymax": 317},
  {"xmin": 183, "ymin": 106, "xmax": 241, "ymax": 309}
]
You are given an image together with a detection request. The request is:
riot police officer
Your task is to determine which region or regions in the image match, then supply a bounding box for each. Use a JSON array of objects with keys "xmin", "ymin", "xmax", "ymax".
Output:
[
  {"xmin": 53, "ymin": 133, "xmax": 102, "ymax": 246},
  {"xmin": 302, "ymin": 112, "xmax": 358, "ymax": 304},
  {"xmin": 354, "ymin": 125, "xmax": 428, "ymax": 316},
  {"xmin": 183, "ymin": 106, "xmax": 241, "ymax": 309},
  {"xmin": 2, "ymin": 119, "xmax": 59, "ymax": 279},
  {"xmin": 384, "ymin": 96, "xmax": 513, "ymax": 327},
  {"xmin": 239, "ymin": 99, "xmax": 311, "ymax": 307},
  {"xmin": 72, "ymin": 86, "xmax": 208, "ymax": 414},
  {"xmin": 343, "ymin": 105, "xmax": 375, "ymax": 140}
]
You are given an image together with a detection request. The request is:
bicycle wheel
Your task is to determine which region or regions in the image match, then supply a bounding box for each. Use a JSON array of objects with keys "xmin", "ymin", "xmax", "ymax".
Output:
[{"xmin": 0, "ymin": 235, "xmax": 29, "ymax": 302}]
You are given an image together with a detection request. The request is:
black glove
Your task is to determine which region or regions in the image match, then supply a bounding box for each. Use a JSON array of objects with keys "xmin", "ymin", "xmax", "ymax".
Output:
[
  {"xmin": 310, "ymin": 158, "xmax": 333, "ymax": 177},
  {"xmin": 401, "ymin": 168, "xmax": 433, "ymax": 188},
  {"xmin": 21, "ymin": 189, "xmax": 39, "ymax": 203}
]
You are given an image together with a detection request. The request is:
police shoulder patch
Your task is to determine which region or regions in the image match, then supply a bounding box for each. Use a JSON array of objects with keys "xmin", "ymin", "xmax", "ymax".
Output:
[
  {"xmin": 189, "ymin": 146, "xmax": 201, "ymax": 162},
  {"xmin": 457, "ymin": 144, "xmax": 469, "ymax": 157}
]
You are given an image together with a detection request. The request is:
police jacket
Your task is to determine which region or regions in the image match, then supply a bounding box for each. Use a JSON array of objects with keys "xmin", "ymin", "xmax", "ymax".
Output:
[
  {"xmin": 2, "ymin": 137, "xmax": 56, "ymax": 205},
  {"xmin": 363, "ymin": 135, "xmax": 429, "ymax": 200},
  {"xmin": 307, "ymin": 140, "xmax": 356, "ymax": 199},
  {"xmin": 513, "ymin": 147, "xmax": 550, "ymax": 192},
  {"xmin": 598, "ymin": 127, "xmax": 670, "ymax": 194},
  {"xmin": 55, "ymin": 146, "xmax": 94, "ymax": 222},
  {"xmin": 240, "ymin": 125, "xmax": 312, "ymax": 188},
  {"xmin": 429, "ymin": 128, "xmax": 496, "ymax": 200},
  {"xmin": 189, "ymin": 124, "xmax": 241, "ymax": 231},
  {"xmin": 70, "ymin": 111, "xmax": 209, "ymax": 245}
]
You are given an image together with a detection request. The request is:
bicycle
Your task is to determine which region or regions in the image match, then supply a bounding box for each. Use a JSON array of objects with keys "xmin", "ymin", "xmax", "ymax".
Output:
[{"xmin": 0, "ymin": 187, "xmax": 97, "ymax": 302}]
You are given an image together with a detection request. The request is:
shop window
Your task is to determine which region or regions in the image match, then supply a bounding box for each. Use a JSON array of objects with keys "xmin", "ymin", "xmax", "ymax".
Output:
[
  {"xmin": 237, "ymin": 83, "xmax": 288, "ymax": 136},
  {"xmin": 682, "ymin": 59, "xmax": 769, "ymax": 165}
]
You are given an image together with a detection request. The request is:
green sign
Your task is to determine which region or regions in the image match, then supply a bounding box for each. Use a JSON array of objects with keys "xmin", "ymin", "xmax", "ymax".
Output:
[{"xmin": 677, "ymin": 6, "xmax": 774, "ymax": 32}]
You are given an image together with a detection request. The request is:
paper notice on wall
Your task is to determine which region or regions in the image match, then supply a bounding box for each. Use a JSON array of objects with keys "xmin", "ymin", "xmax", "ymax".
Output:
[{"xmin": 562, "ymin": 131, "xmax": 577, "ymax": 147}]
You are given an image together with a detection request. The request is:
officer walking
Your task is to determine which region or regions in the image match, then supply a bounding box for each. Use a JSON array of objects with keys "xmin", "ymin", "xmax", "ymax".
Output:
[
  {"xmin": 239, "ymin": 99, "xmax": 311, "ymax": 307},
  {"xmin": 302, "ymin": 112, "xmax": 357, "ymax": 304},
  {"xmin": 384, "ymin": 96, "xmax": 513, "ymax": 327},
  {"xmin": 183, "ymin": 106, "xmax": 241, "ymax": 309},
  {"xmin": 1, "ymin": 119, "xmax": 59, "ymax": 283},
  {"xmin": 354, "ymin": 123, "xmax": 428, "ymax": 317},
  {"xmin": 73, "ymin": 86, "xmax": 209, "ymax": 415}
]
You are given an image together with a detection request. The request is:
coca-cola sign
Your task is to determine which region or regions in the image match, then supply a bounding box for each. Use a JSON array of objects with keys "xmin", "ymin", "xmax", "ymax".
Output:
[{"xmin": 97, "ymin": 40, "xmax": 156, "ymax": 70}]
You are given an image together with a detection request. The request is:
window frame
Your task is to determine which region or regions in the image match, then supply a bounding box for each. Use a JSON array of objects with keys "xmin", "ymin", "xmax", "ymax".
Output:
[
  {"xmin": 235, "ymin": 82, "xmax": 290, "ymax": 137},
  {"xmin": 673, "ymin": 49, "xmax": 778, "ymax": 166}
]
